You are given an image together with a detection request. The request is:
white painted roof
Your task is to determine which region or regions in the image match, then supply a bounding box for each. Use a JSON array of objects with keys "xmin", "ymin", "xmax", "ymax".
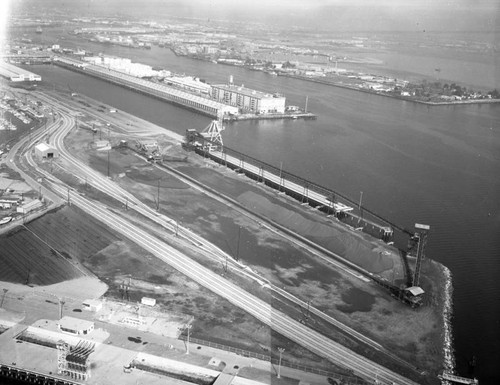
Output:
[{"xmin": 35, "ymin": 142, "xmax": 52, "ymax": 152}]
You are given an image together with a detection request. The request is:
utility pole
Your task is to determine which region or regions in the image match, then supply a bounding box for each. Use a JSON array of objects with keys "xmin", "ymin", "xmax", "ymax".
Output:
[
  {"xmin": 182, "ymin": 323, "xmax": 193, "ymax": 355},
  {"xmin": 236, "ymin": 226, "xmax": 241, "ymax": 261},
  {"xmin": 157, "ymin": 179, "xmax": 160, "ymax": 211},
  {"xmin": 277, "ymin": 347, "xmax": 285, "ymax": 378},
  {"xmin": 107, "ymin": 149, "xmax": 110, "ymax": 178},
  {"xmin": 279, "ymin": 161, "xmax": 283, "ymax": 190},
  {"xmin": 59, "ymin": 298, "xmax": 65, "ymax": 319},
  {"xmin": 221, "ymin": 255, "xmax": 228, "ymax": 275}
]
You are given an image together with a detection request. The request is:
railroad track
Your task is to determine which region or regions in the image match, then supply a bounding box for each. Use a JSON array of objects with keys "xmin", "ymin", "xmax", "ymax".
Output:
[{"xmin": 16, "ymin": 92, "xmax": 420, "ymax": 384}]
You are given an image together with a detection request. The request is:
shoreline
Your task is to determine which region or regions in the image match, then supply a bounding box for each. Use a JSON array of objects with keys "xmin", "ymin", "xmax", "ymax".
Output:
[
  {"xmin": 0, "ymin": 87, "xmax": 452, "ymax": 381},
  {"xmin": 442, "ymin": 265, "xmax": 456, "ymax": 376},
  {"xmin": 172, "ymin": 50, "xmax": 499, "ymax": 107},
  {"xmin": 277, "ymin": 73, "xmax": 500, "ymax": 106}
]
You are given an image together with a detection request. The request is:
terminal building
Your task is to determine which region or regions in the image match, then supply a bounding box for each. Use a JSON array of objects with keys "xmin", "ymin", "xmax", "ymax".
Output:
[
  {"xmin": 0, "ymin": 61, "xmax": 42, "ymax": 82},
  {"xmin": 211, "ymin": 76, "xmax": 286, "ymax": 114}
]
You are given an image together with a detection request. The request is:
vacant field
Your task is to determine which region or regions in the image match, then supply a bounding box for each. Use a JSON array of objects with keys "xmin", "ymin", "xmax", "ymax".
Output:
[
  {"xmin": 26, "ymin": 205, "xmax": 120, "ymax": 262},
  {"xmin": 0, "ymin": 225, "xmax": 84, "ymax": 285},
  {"xmin": 0, "ymin": 205, "xmax": 120, "ymax": 286}
]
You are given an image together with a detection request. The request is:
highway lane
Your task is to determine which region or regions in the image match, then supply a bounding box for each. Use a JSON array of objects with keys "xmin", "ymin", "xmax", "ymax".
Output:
[{"xmin": 22, "ymin": 94, "xmax": 419, "ymax": 384}]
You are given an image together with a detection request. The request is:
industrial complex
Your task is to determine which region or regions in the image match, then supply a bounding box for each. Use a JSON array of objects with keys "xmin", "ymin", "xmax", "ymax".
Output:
[{"xmin": 0, "ymin": 17, "xmax": 473, "ymax": 385}]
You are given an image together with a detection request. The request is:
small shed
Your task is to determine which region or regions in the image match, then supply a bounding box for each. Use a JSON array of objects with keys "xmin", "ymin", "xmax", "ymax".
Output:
[
  {"xmin": 95, "ymin": 140, "xmax": 110, "ymax": 149},
  {"xmin": 34, "ymin": 143, "xmax": 58, "ymax": 159},
  {"xmin": 16, "ymin": 199, "xmax": 42, "ymax": 214},
  {"xmin": 82, "ymin": 299, "xmax": 102, "ymax": 312},
  {"xmin": 57, "ymin": 316, "xmax": 94, "ymax": 335},
  {"xmin": 141, "ymin": 297, "xmax": 156, "ymax": 307}
]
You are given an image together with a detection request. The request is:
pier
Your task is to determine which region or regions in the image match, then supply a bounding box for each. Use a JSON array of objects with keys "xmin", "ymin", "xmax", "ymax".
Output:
[
  {"xmin": 53, "ymin": 56, "xmax": 238, "ymax": 119},
  {"xmin": 439, "ymin": 372, "xmax": 478, "ymax": 384},
  {"xmin": 186, "ymin": 127, "xmax": 398, "ymax": 243}
]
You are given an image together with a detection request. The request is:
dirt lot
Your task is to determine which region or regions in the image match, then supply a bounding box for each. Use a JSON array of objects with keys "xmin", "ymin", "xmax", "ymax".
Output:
[{"xmin": 0, "ymin": 222, "xmax": 85, "ymax": 286}]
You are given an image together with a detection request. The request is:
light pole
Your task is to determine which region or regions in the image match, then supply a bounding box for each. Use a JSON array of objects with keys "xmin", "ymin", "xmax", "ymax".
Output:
[
  {"xmin": 185, "ymin": 324, "xmax": 193, "ymax": 354},
  {"xmin": 59, "ymin": 298, "xmax": 65, "ymax": 319},
  {"xmin": 279, "ymin": 161, "xmax": 283, "ymax": 190},
  {"xmin": 277, "ymin": 347, "xmax": 285, "ymax": 378}
]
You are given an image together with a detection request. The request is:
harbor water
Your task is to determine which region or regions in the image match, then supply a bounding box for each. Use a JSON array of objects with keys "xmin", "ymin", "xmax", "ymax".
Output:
[{"xmin": 13, "ymin": 38, "xmax": 500, "ymax": 383}]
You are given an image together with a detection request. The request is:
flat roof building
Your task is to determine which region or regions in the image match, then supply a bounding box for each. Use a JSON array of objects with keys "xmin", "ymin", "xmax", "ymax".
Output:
[
  {"xmin": 164, "ymin": 76, "xmax": 211, "ymax": 95},
  {"xmin": 34, "ymin": 143, "xmax": 59, "ymax": 159},
  {"xmin": 16, "ymin": 199, "xmax": 42, "ymax": 215},
  {"xmin": 0, "ymin": 61, "xmax": 42, "ymax": 82},
  {"xmin": 58, "ymin": 316, "xmax": 95, "ymax": 336},
  {"xmin": 54, "ymin": 56, "xmax": 238, "ymax": 118},
  {"xmin": 211, "ymin": 79, "xmax": 286, "ymax": 114}
]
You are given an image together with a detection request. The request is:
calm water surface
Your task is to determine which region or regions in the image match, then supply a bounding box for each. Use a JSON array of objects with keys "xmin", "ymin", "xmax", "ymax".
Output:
[{"xmin": 24, "ymin": 40, "xmax": 500, "ymax": 383}]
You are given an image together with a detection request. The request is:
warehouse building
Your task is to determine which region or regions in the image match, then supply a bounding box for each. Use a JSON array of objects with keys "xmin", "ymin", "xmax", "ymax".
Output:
[
  {"xmin": 211, "ymin": 77, "xmax": 286, "ymax": 114},
  {"xmin": 0, "ymin": 61, "xmax": 42, "ymax": 82},
  {"xmin": 34, "ymin": 143, "xmax": 59, "ymax": 159}
]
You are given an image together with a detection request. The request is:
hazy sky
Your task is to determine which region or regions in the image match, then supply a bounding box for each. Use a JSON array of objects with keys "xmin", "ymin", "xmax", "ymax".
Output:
[{"xmin": 4, "ymin": 0, "xmax": 499, "ymax": 33}]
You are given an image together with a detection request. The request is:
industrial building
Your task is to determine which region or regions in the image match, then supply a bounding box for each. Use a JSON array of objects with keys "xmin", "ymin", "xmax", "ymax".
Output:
[
  {"xmin": 0, "ymin": 61, "xmax": 42, "ymax": 82},
  {"xmin": 164, "ymin": 76, "xmax": 211, "ymax": 95},
  {"xmin": 57, "ymin": 316, "xmax": 95, "ymax": 336},
  {"xmin": 55, "ymin": 56, "xmax": 238, "ymax": 118},
  {"xmin": 211, "ymin": 76, "xmax": 286, "ymax": 114},
  {"xmin": 34, "ymin": 143, "xmax": 59, "ymax": 159}
]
